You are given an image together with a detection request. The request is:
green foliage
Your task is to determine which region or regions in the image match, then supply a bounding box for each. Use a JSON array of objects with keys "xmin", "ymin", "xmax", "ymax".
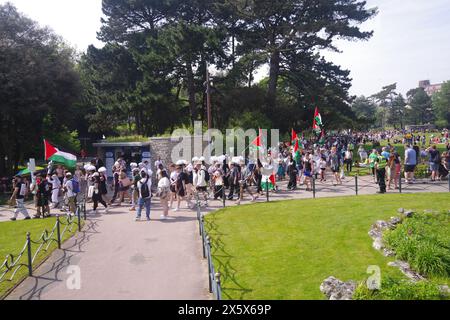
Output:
[
  {"xmin": 408, "ymin": 88, "xmax": 434, "ymax": 125},
  {"xmin": 0, "ymin": 3, "xmax": 81, "ymax": 174},
  {"xmin": 354, "ymin": 277, "xmax": 447, "ymax": 300},
  {"xmin": 105, "ymin": 135, "xmax": 149, "ymax": 143},
  {"xmin": 432, "ymin": 81, "xmax": 450, "ymax": 128},
  {"xmin": 384, "ymin": 211, "xmax": 450, "ymax": 278}
]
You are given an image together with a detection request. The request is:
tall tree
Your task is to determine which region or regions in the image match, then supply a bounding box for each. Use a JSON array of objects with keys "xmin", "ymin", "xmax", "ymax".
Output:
[
  {"xmin": 0, "ymin": 3, "xmax": 81, "ymax": 175},
  {"xmin": 432, "ymin": 81, "xmax": 450, "ymax": 128},
  {"xmin": 408, "ymin": 88, "xmax": 433, "ymax": 125},
  {"xmin": 225, "ymin": 0, "xmax": 377, "ymax": 111}
]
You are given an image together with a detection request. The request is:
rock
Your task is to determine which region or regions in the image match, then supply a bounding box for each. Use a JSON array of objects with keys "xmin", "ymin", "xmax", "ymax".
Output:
[
  {"xmin": 388, "ymin": 261, "xmax": 425, "ymax": 282},
  {"xmin": 403, "ymin": 210, "xmax": 414, "ymax": 218},
  {"xmin": 373, "ymin": 238, "xmax": 384, "ymax": 251},
  {"xmin": 383, "ymin": 248, "xmax": 396, "ymax": 257},
  {"xmin": 320, "ymin": 277, "xmax": 357, "ymax": 300},
  {"xmin": 439, "ymin": 285, "xmax": 450, "ymax": 295},
  {"xmin": 389, "ymin": 217, "xmax": 402, "ymax": 226}
]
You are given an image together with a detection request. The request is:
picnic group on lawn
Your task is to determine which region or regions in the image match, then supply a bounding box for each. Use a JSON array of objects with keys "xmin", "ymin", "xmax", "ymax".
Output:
[{"xmin": 6, "ymin": 128, "xmax": 450, "ymax": 222}]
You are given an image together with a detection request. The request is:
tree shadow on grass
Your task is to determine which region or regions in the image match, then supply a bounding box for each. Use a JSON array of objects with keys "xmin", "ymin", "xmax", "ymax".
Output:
[{"xmin": 206, "ymin": 213, "xmax": 253, "ymax": 300}]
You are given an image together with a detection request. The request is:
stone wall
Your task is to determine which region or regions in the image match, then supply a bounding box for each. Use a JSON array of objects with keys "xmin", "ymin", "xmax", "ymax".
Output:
[{"xmin": 148, "ymin": 136, "xmax": 209, "ymax": 167}]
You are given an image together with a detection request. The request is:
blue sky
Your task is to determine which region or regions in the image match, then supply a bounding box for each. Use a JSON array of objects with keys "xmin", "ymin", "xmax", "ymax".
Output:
[{"xmin": 2, "ymin": 0, "xmax": 450, "ymax": 97}]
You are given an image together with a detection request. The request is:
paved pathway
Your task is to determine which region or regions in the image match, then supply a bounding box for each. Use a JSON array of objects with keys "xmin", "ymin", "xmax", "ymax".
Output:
[{"xmin": 3, "ymin": 175, "xmax": 449, "ymax": 300}]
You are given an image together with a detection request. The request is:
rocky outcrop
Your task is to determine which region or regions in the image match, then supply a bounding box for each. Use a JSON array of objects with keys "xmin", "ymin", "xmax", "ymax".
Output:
[
  {"xmin": 387, "ymin": 261, "xmax": 426, "ymax": 282},
  {"xmin": 320, "ymin": 277, "xmax": 357, "ymax": 300},
  {"xmin": 368, "ymin": 216, "xmax": 404, "ymax": 254}
]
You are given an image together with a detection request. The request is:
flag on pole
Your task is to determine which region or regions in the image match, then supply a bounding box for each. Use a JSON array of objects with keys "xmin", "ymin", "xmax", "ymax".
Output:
[
  {"xmin": 313, "ymin": 107, "xmax": 323, "ymax": 135},
  {"xmin": 44, "ymin": 140, "xmax": 77, "ymax": 169},
  {"xmin": 291, "ymin": 129, "xmax": 298, "ymax": 145}
]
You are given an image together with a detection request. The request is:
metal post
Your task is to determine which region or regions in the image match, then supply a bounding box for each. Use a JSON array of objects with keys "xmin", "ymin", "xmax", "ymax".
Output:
[
  {"xmin": 83, "ymin": 200, "xmax": 87, "ymax": 220},
  {"xmin": 399, "ymin": 174, "xmax": 402, "ymax": 194},
  {"xmin": 56, "ymin": 215, "xmax": 61, "ymax": 249},
  {"xmin": 201, "ymin": 216, "xmax": 206, "ymax": 259},
  {"xmin": 26, "ymin": 233, "xmax": 33, "ymax": 276},
  {"xmin": 313, "ymin": 177, "xmax": 316, "ymax": 199},
  {"xmin": 355, "ymin": 175, "xmax": 359, "ymax": 196},
  {"xmin": 448, "ymin": 174, "xmax": 450, "ymax": 192},
  {"xmin": 77, "ymin": 207, "xmax": 81, "ymax": 232},
  {"xmin": 266, "ymin": 178, "xmax": 269, "ymax": 202},
  {"xmin": 207, "ymin": 236, "xmax": 212, "ymax": 293},
  {"xmin": 215, "ymin": 273, "xmax": 222, "ymax": 300},
  {"xmin": 222, "ymin": 183, "xmax": 226, "ymax": 208}
]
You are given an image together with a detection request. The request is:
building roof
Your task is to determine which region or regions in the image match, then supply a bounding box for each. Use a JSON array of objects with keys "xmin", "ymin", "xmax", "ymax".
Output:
[{"xmin": 93, "ymin": 141, "xmax": 152, "ymax": 148}]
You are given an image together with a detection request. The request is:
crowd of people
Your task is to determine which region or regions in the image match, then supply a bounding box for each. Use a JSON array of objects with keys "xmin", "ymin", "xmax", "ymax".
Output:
[{"xmin": 5, "ymin": 129, "xmax": 450, "ymax": 221}]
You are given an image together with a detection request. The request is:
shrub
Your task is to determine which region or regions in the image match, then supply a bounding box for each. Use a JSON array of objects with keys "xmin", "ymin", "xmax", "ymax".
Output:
[
  {"xmin": 383, "ymin": 211, "xmax": 450, "ymax": 278},
  {"xmin": 354, "ymin": 276, "xmax": 447, "ymax": 300}
]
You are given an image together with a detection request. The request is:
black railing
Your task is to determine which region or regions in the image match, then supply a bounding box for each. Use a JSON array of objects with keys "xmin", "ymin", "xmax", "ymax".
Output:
[
  {"xmin": 196, "ymin": 195, "xmax": 222, "ymax": 300},
  {"xmin": 0, "ymin": 198, "xmax": 86, "ymax": 297}
]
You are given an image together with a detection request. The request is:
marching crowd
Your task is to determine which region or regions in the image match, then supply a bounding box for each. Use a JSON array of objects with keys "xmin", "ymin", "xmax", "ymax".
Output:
[{"xmin": 6, "ymin": 130, "xmax": 450, "ymax": 222}]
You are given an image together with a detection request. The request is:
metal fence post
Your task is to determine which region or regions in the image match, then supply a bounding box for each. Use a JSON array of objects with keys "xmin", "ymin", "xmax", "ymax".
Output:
[
  {"xmin": 222, "ymin": 183, "xmax": 226, "ymax": 208},
  {"xmin": 201, "ymin": 216, "xmax": 206, "ymax": 259},
  {"xmin": 215, "ymin": 273, "xmax": 222, "ymax": 300},
  {"xmin": 266, "ymin": 178, "xmax": 269, "ymax": 202},
  {"xmin": 313, "ymin": 177, "xmax": 316, "ymax": 199},
  {"xmin": 399, "ymin": 175, "xmax": 402, "ymax": 194},
  {"xmin": 448, "ymin": 174, "xmax": 450, "ymax": 192},
  {"xmin": 355, "ymin": 174, "xmax": 359, "ymax": 196},
  {"xmin": 56, "ymin": 215, "xmax": 61, "ymax": 249},
  {"xmin": 26, "ymin": 233, "xmax": 33, "ymax": 277},
  {"xmin": 77, "ymin": 207, "xmax": 81, "ymax": 232},
  {"xmin": 206, "ymin": 236, "xmax": 212, "ymax": 293},
  {"xmin": 83, "ymin": 200, "xmax": 87, "ymax": 220}
]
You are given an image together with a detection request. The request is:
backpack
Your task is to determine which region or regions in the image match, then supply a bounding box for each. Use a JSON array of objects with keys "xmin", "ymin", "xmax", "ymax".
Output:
[
  {"xmin": 140, "ymin": 178, "xmax": 150, "ymax": 199},
  {"xmin": 203, "ymin": 169, "xmax": 210, "ymax": 183},
  {"xmin": 72, "ymin": 179, "xmax": 80, "ymax": 194}
]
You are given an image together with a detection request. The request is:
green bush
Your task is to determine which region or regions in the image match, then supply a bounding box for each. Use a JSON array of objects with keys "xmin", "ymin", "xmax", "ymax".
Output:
[
  {"xmin": 384, "ymin": 211, "xmax": 450, "ymax": 277},
  {"xmin": 414, "ymin": 164, "xmax": 431, "ymax": 179},
  {"xmin": 354, "ymin": 276, "xmax": 448, "ymax": 300}
]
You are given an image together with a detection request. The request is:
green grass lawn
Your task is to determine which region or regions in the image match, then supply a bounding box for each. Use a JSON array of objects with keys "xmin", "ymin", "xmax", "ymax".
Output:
[
  {"xmin": 0, "ymin": 216, "xmax": 82, "ymax": 298},
  {"xmin": 205, "ymin": 193, "xmax": 450, "ymax": 300}
]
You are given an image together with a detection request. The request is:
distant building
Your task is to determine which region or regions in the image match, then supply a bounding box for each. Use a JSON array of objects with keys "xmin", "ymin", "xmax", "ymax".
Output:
[{"xmin": 419, "ymin": 80, "xmax": 442, "ymax": 96}]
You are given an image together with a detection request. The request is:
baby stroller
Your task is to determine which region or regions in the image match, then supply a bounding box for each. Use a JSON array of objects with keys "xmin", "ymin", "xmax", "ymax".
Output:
[{"xmin": 438, "ymin": 164, "xmax": 449, "ymax": 179}]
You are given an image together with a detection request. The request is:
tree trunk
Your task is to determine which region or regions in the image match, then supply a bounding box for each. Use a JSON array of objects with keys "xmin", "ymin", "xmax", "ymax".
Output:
[
  {"xmin": 267, "ymin": 51, "xmax": 280, "ymax": 111},
  {"xmin": 186, "ymin": 60, "xmax": 197, "ymax": 128}
]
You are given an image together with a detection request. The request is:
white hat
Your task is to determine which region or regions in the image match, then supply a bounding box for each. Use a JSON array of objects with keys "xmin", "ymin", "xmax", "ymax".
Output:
[
  {"xmin": 83, "ymin": 164, "xmax": 90, "ymax": 170},
  {"xmin": 199, "ymin": 156, "xmax": 205, "ymax": 162},
  {"xmin": 93, "ymin": 172, "xmax": 100, "ymax": 177},
  {"xmin": 98, "ymin": 167, "xmax": 107, "ymax": 173},
  {"xmin": 192, "ymin": 157, "xmax": 199, "ymax": 163},
  {"xmin": 88, "ymin": 165, "xmax": 96, "ymax": 171},
  {"xmin": 130, "ymin": 162, "xmax": 138, "ymax": 168},
  {"xmin": 176, "ymin": 160, "xmax": 185, "ymax": 166}
]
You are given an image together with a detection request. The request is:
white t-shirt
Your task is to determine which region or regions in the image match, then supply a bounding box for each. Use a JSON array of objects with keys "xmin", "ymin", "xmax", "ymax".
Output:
[
  {"xmin": 65, "ymin": 180, "xmax": 75, "ymax": 198},
  {"xmin": 137, "ymin": 178, "xmax": 152, "ymax": 199}
]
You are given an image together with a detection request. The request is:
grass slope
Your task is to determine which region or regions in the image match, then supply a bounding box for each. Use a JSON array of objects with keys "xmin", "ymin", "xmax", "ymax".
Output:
[{"xmin": 205, "ymin": 193, "xmax": 450, "ymax": 300}]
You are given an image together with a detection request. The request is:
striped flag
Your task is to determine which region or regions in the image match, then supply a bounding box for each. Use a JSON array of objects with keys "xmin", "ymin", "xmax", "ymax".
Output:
[{"xmin": 44, "ymin": 140, "xmax": 77, "ymax": 169}]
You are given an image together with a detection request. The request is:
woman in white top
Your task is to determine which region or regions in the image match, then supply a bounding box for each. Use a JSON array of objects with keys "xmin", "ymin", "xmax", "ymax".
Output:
[{"xmin": 157, "ymin": 170, "xmax": 171, "ymax": 219}]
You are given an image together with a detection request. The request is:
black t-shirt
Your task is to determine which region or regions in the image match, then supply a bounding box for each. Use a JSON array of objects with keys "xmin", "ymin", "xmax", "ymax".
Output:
[
  {"xmin": 177, "ymin": 172, "xmax": 187, "ymax": 189},
  {"xmin": 38, "ymin": 180, "xmax": 51, "ymax": 197}
]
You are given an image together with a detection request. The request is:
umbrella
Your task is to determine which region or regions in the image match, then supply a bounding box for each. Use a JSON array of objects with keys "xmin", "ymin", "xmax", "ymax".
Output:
[{"xmin": 16, "ymin": 167, "xmax": 46, "ymax": 177}]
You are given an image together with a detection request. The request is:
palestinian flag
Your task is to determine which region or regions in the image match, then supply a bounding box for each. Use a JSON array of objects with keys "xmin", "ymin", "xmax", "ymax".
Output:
[
  {"xmin": 261, "ymin": 174, "xmax": 276, "ymax": 191},
  {"xmin": 44, "ymin": 140, "xmax": 77, "ymax": 169},
  {"xmin": 313, "ymin": 107, "xmax": 323, "ymax": 135},
  {"xmin": 291, "ymin": 129, "xmax": 298, "ymax": 145},
  {"xmin": 318, "ymin": 130, "xmax": 326, "ymax": 146}
]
